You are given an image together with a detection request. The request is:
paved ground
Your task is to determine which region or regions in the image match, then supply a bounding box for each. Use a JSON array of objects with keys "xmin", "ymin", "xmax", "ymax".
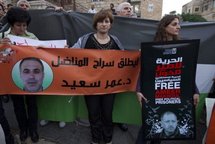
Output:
[{"xmin": 3, "ymin": 100, "xmax": 207, "ymax": 144}]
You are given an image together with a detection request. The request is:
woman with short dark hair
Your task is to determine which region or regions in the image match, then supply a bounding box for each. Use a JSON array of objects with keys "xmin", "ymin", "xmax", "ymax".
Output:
[
  {"xmin": 72, "ymin": 9, "xmax": 124, "ymax": 144},
  {"xmin": 0, "ymin": 7, "xmax": 39, "ymax": 143}
]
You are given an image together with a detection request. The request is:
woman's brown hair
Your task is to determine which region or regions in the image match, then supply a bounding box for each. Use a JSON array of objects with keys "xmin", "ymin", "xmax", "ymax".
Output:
[
  {"xmin": 93, "ymin": 9, "xmax": 114, "ymax": 30},
  {"xmin": 154, "ymin": 15, "xmax": 180, "ymax": 42}
]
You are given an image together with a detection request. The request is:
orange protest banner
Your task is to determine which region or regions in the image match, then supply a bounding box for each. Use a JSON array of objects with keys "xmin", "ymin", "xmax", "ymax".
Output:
[
  {"xmin": 206, "ymin": 105, "xmax": 215, "ymax": 144},
  {"xmin": 0, "ymin": 44, "xmax": 140, "ymax": 95}
]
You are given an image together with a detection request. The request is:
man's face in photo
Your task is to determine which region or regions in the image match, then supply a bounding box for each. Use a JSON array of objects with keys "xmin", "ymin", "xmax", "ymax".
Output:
[
  {"xmin": 20, "ymin": 59, "xmax": 44, "ymax": 92},
  {"xmin": 161, "ymin": 113, "xmax": 178, "ymax": 135}
]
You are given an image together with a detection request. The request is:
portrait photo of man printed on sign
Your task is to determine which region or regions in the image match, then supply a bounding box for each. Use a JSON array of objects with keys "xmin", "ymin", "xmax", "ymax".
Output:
[
  {"xmin": 145, "ymin": 104, "xmax": 195, "ymax": 140},
  {"xmin": 12, "ymin": 57, "xmax": 53, "ymax": 93},
  {"xmin": 19, "ymin": 57, "xmax": 44, "ymax": 92}
]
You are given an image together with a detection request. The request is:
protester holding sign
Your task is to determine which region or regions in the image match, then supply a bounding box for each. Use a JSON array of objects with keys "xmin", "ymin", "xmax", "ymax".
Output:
[
  {"xmin": 17, "ymin": 0, "xmax": 30, "ymax": 11},
  {"xmin": 72, "ymin": 9, "xmax": 124, "ymax": 144},
  {"xmin": 0, "ymin": 7, "xmax": 39, "ymax": 143},
  {"xmin": 136, "ymin": 15, "xmax": 200, "ymax": 144},
  {"xmin": 137, "ymin": 14, "xmax": 199, "ymax": 113},
  {"xmin": 0, "ymin": 0, "xmax": 30, "ymax": 33},
  {"xmin": 0, "ymin": 0, "xmax": 31, "ymax": 105},
  {"xmin": 154, "ymin": 15, "xmax": 199, "ymax": 107}
]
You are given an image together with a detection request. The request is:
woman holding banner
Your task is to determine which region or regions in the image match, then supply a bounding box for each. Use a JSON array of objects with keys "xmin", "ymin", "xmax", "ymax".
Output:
[
  {"xmin": 72, "ymin": 9, "xmax": 124, "ymax": 144},
  {"xmin": 136, "ymin": 15, "xmax": 200, "ymax": 144},
  {"xmin": 0, "ymin": 7, "xmax": 39, "ymax": 143}
]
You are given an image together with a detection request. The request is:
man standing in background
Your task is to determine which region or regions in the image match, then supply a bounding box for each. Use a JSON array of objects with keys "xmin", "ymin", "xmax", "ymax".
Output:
[
  {"xmin": 116, "ymin": 2, "xmax": 132, "ymax": 17},
  {"xmin": 88, "ymin": 4, "xmax": 97, "ymax": 14}
]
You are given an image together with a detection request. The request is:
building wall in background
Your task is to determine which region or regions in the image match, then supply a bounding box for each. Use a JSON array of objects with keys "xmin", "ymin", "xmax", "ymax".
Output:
[
  {"xmin": 182, "ymin": 0, "xmax": 215, "ymax": 21},
  {"xmin": 46, "ymin": 0, "xmax": 163, "ymax": 20}
]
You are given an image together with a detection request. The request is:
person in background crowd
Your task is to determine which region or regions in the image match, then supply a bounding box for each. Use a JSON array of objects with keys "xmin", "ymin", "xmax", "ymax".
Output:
[
  {"xmin": 110, "ymin": 3, "xmax": 116, "ymax": 15},
  {"xmin": 116, "ymin": 2, "xmax": 132, "ymax": 17},
  {"xmin": 6, "ymin": 3, "xmax": 13, "ymax": 12},
  {"xmin": 0, "ymin": 0, "xmax": 30, "ymax": 105},
  {"xmin": 88, "ymin": 4, "xmax": 97, "ymax": 14},
  {"xmin": 72, "ymin": 9, "xmax": 124, "ymax": 144},
  {"xmin": 0, "ymin": 0, "xmax": 30, "ymax": 30},
  {"xmin": 38, "ymin": 4, "xmax": 67, "ymax": 129},
  {"xmin": 17, "ymin": 0, "xmax": 30, "ymax": 11},
  {"xmin": 113, "ymin": 1, "xmax": 136, "ymax": 132},
  {"xmin": 0, "ymin": 0, "xmax": 30, "ymax": 39},
  {"xmin": 45, "ymin": 5, "xmax": 65, "ymax": 11},
  {"xmin": 136, "ymin": 14, "xmax": 200, "ymax": 144},
  {"xmin": 0, "ymin": 98, "xmax": 14, "ymax": 144},
  {"xmin": 45, "ymin": 5, "xmax": 56, "ymax": 10},
  {"xmin": 130, "ymin": 5, "xmax": 137, "ymax": 18},
  {"xmin": 0, "ymin": 3, "xmax": 5, "ymax": 18},
  {"xmin": 0, "ymin": 0, "xmax": 6, "ymax": 9},
  {"xmin": 0, "ymin": 3, "xmax": 5, "ymax": 29},
  {"xmin": 0, "ymin": 7, "xmax": 39, "ymax": 143}
]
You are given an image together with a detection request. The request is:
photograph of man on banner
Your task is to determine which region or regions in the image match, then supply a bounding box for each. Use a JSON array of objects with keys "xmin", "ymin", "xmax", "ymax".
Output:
[
  {"xmin": 12, "ymin": 57, "xmax": 53, "ymax": 93},
  {"xmin": 19, "ymin": 57, "xmax": 45, "ymax": 92},
  {"xmin": 146, "ymin": 111, "xmax": 186, "ymax": 139}
]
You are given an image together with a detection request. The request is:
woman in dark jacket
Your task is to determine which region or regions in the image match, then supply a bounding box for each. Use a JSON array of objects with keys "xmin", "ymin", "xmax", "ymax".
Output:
[{"xmin": 136, "ymin": 15, "xmax": 200, "ymax": 144}]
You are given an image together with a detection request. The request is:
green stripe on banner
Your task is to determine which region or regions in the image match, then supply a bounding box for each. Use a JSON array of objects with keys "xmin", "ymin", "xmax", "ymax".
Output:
[
  {"xmin": 78, "ymin": 92, "xmax": 142, "ymax": 125},
  {"xmin": 37, "ymin": 92, "xmax": 142, "ymax": 125},
  {"xmin": 37, "ymin": 96, "xmax": 79, "ymax": 122},
  {"xmin": 196, "ymin": 93, "xmax": 208, "ymax": 122},
  {"xmin": 113, "ymin": 92, "xmax": 142, "ymax": 125},
  {"xmin": 37, "ymin": 93, "xmax": 206, "ymax": 125}
]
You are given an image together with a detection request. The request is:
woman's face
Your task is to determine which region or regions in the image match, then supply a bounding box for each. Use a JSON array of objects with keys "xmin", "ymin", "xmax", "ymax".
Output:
[
  {"xmin": 165, "ymin": 18, "xmax": 180, "ymax": 36},
  {"xmin": 11, "ymin": 22, "xmax": 27, "ymax": 35},
  {"xmin": 96, "ymin": 17, "xmax": 111, "ymax": 34}
]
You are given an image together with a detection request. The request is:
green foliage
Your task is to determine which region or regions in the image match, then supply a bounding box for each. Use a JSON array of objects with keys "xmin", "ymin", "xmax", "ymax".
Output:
[{"xmin": 180, "ymin": 13, "xmax": 207, "ymax": 22}]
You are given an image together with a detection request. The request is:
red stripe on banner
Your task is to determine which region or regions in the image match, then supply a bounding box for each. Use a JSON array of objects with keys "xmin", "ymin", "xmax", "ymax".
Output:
[{"xmin": 206, "ymin": 104, "xmax": 215, "ymax": 144}]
